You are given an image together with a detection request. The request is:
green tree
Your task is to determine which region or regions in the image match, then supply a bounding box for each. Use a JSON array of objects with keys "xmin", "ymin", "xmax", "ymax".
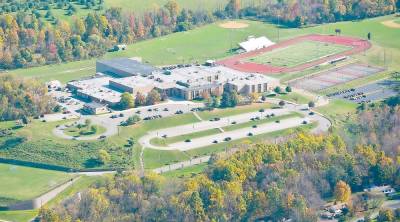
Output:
[
  {"xmin": 274, "ymin": 86, "xmax": 282, "ymax": 94},
  {"xmin": 98, "ymin": 149, "xmax": 111, "ymax": 165},
  {"xmin": 119, "ymin": 92, "xmax": 134, "ymax": 110}
]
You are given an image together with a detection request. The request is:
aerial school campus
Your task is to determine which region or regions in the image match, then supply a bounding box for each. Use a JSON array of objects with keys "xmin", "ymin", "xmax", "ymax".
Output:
[{"xmin": 0, "ymin": 4, "xmax": 400, "ymax": 222}]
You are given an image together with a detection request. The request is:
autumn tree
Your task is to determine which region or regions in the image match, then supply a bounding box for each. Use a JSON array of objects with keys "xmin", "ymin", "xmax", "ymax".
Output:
[{"xmin": 334, "ymin": 180, "xmax": 351, "ymax": 203}]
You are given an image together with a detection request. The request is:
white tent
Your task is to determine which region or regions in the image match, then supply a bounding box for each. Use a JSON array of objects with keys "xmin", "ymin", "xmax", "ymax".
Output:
[{"xmin": 239, "ymin": 36, "xmax": 275, "ymax": 52}]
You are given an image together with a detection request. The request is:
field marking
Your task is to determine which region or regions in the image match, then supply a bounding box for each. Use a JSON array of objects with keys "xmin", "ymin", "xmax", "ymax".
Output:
[
  {"xmin": 219, "ymin": 21, "xmax": 249, "ymax": 29},
  {"xmin": 381, "ymin": 19, "xmax": 400, "ymax": 29}
]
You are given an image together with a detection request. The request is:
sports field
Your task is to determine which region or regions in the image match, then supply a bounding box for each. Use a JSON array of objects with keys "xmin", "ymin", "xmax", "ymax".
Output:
[
  {"xmin": 244, "ymin": 41, "xmax": 351, "ymax": 68},
  {"xmin": 0, "ymin": 163, "xmax": 73, "ymax": 206}
]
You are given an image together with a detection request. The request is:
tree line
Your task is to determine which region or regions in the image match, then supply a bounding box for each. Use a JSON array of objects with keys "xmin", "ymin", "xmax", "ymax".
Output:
[
  {"xmin": 1, "ymin": 0, "xmax": 398, "ymax": 69},
  {"xmin": 0, "ymin": 1, "xmax": 215, "ymax": 69},
  {"xmin": 224, "ymin": 0, "xmax": 397, "ymax": 27},
  {"xmin": 0, "ymin": 75, "xmax": 56, "ymax": 121},
  {"xmin": 39, "ymin": 104, "xmax": 400, "ymax": 222}
]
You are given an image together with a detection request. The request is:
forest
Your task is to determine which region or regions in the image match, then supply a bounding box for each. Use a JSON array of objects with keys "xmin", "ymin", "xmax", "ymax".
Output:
[
  {"xmin": 0, "ymin": 75, "xmax": 55, "ymax": 121},
  {"xmin": 39, "ymin": 104, "xmax": 400, "ymax": 222},
  {"xmin": 0, "ymin": 0, "xmax": 398, "ymax": 69}
]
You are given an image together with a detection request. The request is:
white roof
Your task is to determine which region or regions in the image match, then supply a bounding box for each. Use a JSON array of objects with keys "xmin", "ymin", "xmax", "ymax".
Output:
[{"xmin": 239, "ymin": 36, "xmax": 275, "ymax": 52}]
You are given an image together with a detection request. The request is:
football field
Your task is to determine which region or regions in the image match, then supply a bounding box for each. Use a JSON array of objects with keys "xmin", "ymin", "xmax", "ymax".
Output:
[{"xmin": 244, "ymin": 41, "xmax": 352, "ymax": 68}]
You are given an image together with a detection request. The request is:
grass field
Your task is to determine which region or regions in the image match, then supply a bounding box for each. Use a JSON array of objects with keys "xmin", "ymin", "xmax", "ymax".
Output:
[
  {"xmin": 0, "ymin": 163, "xmax": 73, "ymax": 206},
  {"xmin": 161, "ymin": 163, "xmax": 208, "ymax": 178},
  {"xmin": 315, "ymin": 99, "xmax": 358, "ymax": 126},
  {"xmin": 150, "ymin": 128, "xmax": 221, "ymax": 146},
  {"xmin": 0, "ymin": 210, "xmax": 38, "ymax": 222},
  {"xmin": 244, "ymin": 41, "xmax": 352, "ymax": 67},
  {"xmin": 197, "ymin": 103, "xmax": 273, "ymax": 120},
  {"xmin": 64, "ymin": 124, "xmax": 106, "ymax": 138},
  {"xmin": 10, "ymin": 15, "xmax": 400, "ymax": 84}
]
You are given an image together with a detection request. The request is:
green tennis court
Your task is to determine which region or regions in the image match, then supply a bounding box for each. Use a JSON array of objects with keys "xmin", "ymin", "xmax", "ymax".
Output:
[{"xmin": 244, "ymin": 41, "xmax": 352, "ymax": 68}]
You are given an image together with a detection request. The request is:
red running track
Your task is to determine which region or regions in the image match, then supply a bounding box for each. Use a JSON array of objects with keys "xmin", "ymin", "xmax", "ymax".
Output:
[{"xmin": 217, "ymin": 34, "xmax": 371, "ymax": 74}]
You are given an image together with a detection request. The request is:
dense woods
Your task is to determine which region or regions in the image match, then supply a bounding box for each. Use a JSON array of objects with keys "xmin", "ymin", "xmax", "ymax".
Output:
[
  {"xmin": 0, "ymin": 0, "xmax": 397, "ymax": 69},
  {"xmin": 0, "ymin": 75, "xmax": 55, "ymax": 121},
  {"xmin": 0, "ymin": 1, "xmax": 215, "ymax": 69},
  {"xmin": 39, "ymin": 104, "xmax": 400, "ymax": 222},
  {"xmin": 232, "ymin": 0, "xmax": 398, "ymax": 27}
]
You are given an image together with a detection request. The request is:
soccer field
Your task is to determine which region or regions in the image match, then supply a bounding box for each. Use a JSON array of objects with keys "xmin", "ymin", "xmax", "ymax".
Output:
[{"xmin": 244, "ymin": 41, "xmax": 352, "ymax": 68}]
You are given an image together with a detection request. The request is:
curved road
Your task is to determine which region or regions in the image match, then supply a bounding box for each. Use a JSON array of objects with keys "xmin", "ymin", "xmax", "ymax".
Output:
[{"xmin": 139, "ymin": 101, "xmax": 331, "ymax": 151}]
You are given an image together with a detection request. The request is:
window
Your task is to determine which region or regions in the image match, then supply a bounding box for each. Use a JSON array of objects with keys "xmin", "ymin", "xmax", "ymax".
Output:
[
  {"xmin": 258, "ymin": 84, "xmax": 262, "ymax": 93},
  {"xmin": 251, "ymin": 85, "xmax": 255, "ymax": 93},
  {"xmin": 264, "ymin": 83, "xmax": 268, "ymax": 92}
]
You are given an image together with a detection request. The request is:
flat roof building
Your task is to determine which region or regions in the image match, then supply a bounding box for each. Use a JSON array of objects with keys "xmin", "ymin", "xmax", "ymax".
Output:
[
  {"xmin": 96, "ymin": 58, "xmax": 158, "ymax": 77},
  {"xmin": 68, "ymin": 58, "xmax": 280, "ymax": 108},
  {"xmin": 67, "ymin": 77, "xmax": 122, "ymax": 106}
]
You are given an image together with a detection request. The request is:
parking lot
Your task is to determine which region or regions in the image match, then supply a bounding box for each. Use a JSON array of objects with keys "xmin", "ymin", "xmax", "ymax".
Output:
[
  {"xmin": 328, "ymin": 80, "xmax": 399, "ymax": 103},
  {"xmin": 289, "ymin": 64, "xmax": 385, "ymax": 92}
]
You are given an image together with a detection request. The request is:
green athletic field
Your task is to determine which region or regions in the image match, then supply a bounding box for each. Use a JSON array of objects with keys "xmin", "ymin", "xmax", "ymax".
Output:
[
  {"xmin": 0, "ymin": 163, "xmax": 73, "ymax": 206},
  {"xmin": 11, "ymin": 15, "xmax": 400, "ymax": 84},
  {"xmin": 244, "ymin": 41, "xmax": 352, "ymax": 68}
]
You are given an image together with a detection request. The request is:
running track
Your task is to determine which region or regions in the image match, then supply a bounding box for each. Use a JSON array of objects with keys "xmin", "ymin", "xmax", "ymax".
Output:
[{"xmin": 217, "ymin": 34, "xmax": 371, "ymax": 74}]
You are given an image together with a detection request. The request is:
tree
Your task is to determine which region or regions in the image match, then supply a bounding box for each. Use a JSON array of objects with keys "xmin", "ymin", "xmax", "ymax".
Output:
[
  {"xmin": 119, "ymin": 92, "xmax": 134, "ymax": 110},
  {"xmin": 123, "ymin": 115, "xmax": 141, "ymax": 126},
  {"xmin": 221, "ymin": 88, "xmax": 239, "ymax": 108},
  {"xmin": 98, "ymin": 149, "xmax": 111, "ymax": 165},
  {"xmin": 146, "ymin": 89, "xmax": 161, "ymax": 105},
  {"xmin": 164, "ymin": 0, "xmax": 180, "ymax": 17},
  {"xmin": 308, "ymin": 101, "xmax": 315, "ymax": 108},
  {"xmin": 225, "ymin": 0, "xmax": 241, "ymax": 17},
  {"xmin": 377, "ymin": 209, "xmax": 394, "ymax": 222},
  {"xmin": 274, "ymin": 86, "xmax": 282, "ymax": 94},
  {"xmin": 285, "ymin": 86, "xmax": 292, "ymax": 93},
  {"xmin": 135, "ymin": 92, "xmax": 146, "ymax": 107},
  {"xmin": 334, "ymin": 180, "xmax": 351, "ymax": 203},
  {"xmin": 85, "ymin": 119, "xmax": 92, "ymax": 127},
  {"xmin": 249, "ymin": 92, "xmax": 259, "ymax": 103},
  {"xmin": 90, "ymin": 125, "xmax": 98, "ymax": 134}
]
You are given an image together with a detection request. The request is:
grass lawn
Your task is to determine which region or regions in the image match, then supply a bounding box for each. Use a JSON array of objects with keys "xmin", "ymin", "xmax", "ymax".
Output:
[
  {"xmin": 273, "ymin": 92, "xmax": 314, "ymax": 104},
  {"xmin": 0, "ymin": 163, "xmax": 73, "ymax": 207},
  {"xmin": 10, "ymin": 15, "xmax": 400, "ymax": 83},
  {"xmin": 197, "ymin": 103, "xmax": 273, "ymax": 120},
  {"xmin": 161, "ymin": 163, "xmax": 208, "ymax": 178},
  {"xmin": 315, "ymin": 99, "xmax": 358, "ymax": 126},
  {"xmin": 63, "ymin": 124, "xmax": 106, "ymax": 138},
  {"xmin": 222, "ymin": 112, "xmax": 303, "ymax": 131},
  {"xmin": 150, "ymin": 128, "xmax": 221, "ymax": 146},
  {"xmin": 0, "ymin": 210, "xmax": 38, "ymax": 222},
  {"xmin": 45, "ymin": 175, "xmax": 107, "ymax": 207},
  {"xmin": 144, "ymin": 149, "xmax": 191, "ymax": 169},
  {"xmin": 105, "ymin": 0, "xmax": 245, "ymax": 13},
  {"xmin": 244, "ymin": 41, "xmax": 352, "ymax": 67},
  {"xmin": 185, "ymin": 122, "xmax": 317, "ymax": 157},
  {"xmin": 0, "ymin": 121, "xmax": 17, "ymax": 130}
]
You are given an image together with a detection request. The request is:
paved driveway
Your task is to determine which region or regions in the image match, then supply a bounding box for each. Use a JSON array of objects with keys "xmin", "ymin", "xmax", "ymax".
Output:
[
  {"xmin": 139, "ymin": 102, "xmax": 330, "ymax": 151},
  {"xmin": 52, "ymin": 101, "xmax": 204, "ymax": 141}
]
